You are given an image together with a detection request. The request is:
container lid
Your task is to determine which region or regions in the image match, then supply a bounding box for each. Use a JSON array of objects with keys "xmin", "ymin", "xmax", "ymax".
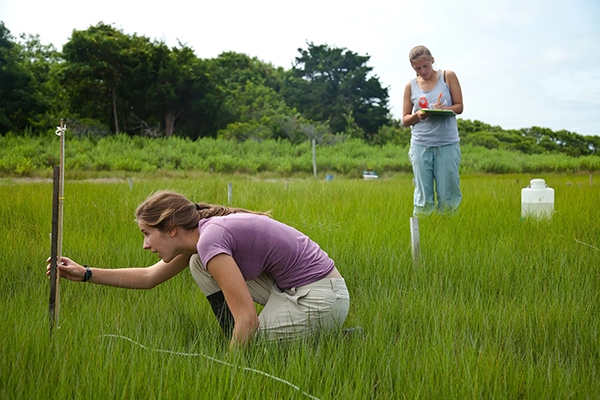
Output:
[{"xmin": 529, "ymin": 178, "xmax": 546, "ymax": 188}]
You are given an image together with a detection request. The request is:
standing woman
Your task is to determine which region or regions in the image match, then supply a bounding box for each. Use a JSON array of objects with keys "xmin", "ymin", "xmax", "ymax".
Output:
[
  {"xmin": 47, "ymin": 190, "xmax": 350, "ymax": 348},
  {"xmin": 402, "ymin": 45, "xmax": 464, "ymax": 216}
]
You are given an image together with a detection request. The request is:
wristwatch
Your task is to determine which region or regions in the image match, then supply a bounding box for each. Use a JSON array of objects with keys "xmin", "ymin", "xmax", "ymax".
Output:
[{"xmin": 82, "ymin": 265, "xmax": 92, "ymax": 282}]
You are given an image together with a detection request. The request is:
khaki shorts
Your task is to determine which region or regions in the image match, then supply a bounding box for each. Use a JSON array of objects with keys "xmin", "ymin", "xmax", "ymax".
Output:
[{"xmin": 189, "ymin": 254, "xmax": 350, "ymax": 341}]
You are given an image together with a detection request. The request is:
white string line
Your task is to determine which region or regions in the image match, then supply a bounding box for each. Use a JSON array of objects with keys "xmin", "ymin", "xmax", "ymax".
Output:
[
  {"xmin": 100, "ymin": 334, "xmax": 321, "ymax": 400},
  {"xmin": 574, "ymin": 239, "xmax": 599, "ymax": 251},
  {"xmin": 55, "ymin": 125, "xmax": 66, "ymax": 136}
]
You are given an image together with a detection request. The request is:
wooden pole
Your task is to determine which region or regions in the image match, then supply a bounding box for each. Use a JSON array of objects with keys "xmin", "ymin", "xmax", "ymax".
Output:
[
  {"xmin": 57, "ymin": 119, "xmax": 65, "ymax": 325},
  {"xmin": 410, "ymin": 217, "xmax": 420, "ymax": 266},
  {"xmin": 49, "ymin": 166, "xmax": 60, "ymax": 332},
  {"xmin": 49, "ymin": 119, "xmax": 66, "ymax": 332}
]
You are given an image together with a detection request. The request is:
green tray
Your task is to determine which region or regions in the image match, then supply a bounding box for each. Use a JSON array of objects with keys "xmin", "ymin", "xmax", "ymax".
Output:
[{"xmin": 422, "ymin": 109, "xmax": 455, "ymax": 115}]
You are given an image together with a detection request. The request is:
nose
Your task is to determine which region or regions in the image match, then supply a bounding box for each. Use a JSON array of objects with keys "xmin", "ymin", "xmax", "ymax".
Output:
[{"xmin": 143, "ymin": 238, "xmax": 151, "ymax": 250}]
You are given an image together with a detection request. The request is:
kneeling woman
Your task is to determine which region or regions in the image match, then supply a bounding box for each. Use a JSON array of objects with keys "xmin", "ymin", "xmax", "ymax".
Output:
[{"xmin": 48, "ymin": 190, "xmax": 350, "ymax": 348}]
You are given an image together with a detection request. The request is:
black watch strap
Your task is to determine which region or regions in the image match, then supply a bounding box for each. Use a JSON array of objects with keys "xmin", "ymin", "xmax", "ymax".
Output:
[{"xmin": 82, "ymin": 265, "xmax": 92, "ymax": 282}]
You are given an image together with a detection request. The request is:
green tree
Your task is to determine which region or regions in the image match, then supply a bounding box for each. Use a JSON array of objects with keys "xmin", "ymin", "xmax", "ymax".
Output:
[
  {"xmin": 206, "ymin": 52, "xmax": 288, "ymax": 131},
  {"xmin": 456, "ymin": 119, "xmax": 502, "ymax": 135},
  {"xmin": 17, "ymin": 33, "xmax": 65, "ymax": 130},
  {"xmin": 550, "ymin": 129, "xmax": 592, "ymax": 157},
  {"xmin": 371, "ymin": 120, "xmax": 411, "ymax": 147},
  {"xmin": 207, "ymin": 52, "xmax": 320, "ymax": 142},
  {"xmin": 216, "ymin": 81, "xmax": 322, "ymax": 143},
  {"xmin": 60, "ymin": 23, "xmax": 146, "ymax": 134},
  {"xmin": 584, "ymin": 135, "xmax": 600, "ymax": 155},
  {"xmin": 0, "ymin": 22, "xmax": 48, "ymax": 133},
  {"xmin": 457, "ymin": 119, "xmax": 503, "ymax": 144},
  {"xmin": 130, "ymin": 42, "xmax": 221, "ymax": 138},
  {"xmin": 283, "ymin": 42, "xmax": 391, "ymax": 139},
  {"xmin": 461, "ymin": 131, "xmax": 501, "ymax": 150}
]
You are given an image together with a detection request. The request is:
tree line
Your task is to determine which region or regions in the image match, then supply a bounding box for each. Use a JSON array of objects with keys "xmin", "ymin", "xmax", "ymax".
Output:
[{"xmin": 1, "ymin": 21, "xmax": 599, "ymax": 157}]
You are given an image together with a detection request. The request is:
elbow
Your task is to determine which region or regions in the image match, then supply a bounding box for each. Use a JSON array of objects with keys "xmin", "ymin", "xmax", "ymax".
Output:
[
  {"xmin": 141, "ymin": 270, "xmax": 161, "ymax": 289},
  {"xmin": 145, "ymin": 274, "xmax": 165, "ymax": 289}
]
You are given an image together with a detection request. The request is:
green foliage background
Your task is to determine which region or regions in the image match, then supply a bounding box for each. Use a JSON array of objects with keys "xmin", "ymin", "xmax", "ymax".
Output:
[
  {"xmin": 1, "ymin": 133, "xmax": 600, "ymax": 178},
  {"xmin": 2, "ymin": 20, "xmax": 600, "ymax": 159}
]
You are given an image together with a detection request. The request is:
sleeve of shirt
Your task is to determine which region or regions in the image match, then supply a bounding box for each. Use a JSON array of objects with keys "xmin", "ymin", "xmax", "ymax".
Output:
[{"xmin": 196, "ymin": 223, "xmax": 234, "ymax": 270}]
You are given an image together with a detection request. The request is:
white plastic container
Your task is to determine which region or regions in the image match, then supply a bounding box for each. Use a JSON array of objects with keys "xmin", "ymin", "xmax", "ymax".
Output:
[
  {"xmin": 521, "ymin": 178, "xmax": 554, "ymax": 219},
  {"xmin": 363, "ymin": 170, "xmax": 379, "ymax": 180}
]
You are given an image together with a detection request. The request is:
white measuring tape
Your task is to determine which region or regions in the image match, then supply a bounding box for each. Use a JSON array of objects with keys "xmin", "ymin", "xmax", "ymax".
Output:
[{"xmin": 100, "ymin": 334, "xmax": 320, "ymax": 400}]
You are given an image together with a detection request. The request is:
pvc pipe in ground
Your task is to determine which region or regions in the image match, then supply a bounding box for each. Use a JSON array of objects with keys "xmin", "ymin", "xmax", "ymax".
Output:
[{"xmin": 410, "ymin": 217, "xmax": 420, "ymax": 266}]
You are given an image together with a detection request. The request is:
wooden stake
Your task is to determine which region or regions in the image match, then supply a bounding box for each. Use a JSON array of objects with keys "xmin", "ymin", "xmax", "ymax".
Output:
[
  {"xmin": 49, "ymin": 166, "xmax": 60, "ymax": 332},
  {"xmin": 49, "ymin": 119, "xmax": 66, "ymax": 332},
  {"xmin": 57, "ymin": 119, "xmax": 65, "ymax": 325}
]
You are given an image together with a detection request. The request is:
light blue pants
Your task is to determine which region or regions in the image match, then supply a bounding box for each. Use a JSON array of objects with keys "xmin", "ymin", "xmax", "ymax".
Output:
[{"xmin": 408, "ymin": 142, "xmax": 462, "ymax": 216}]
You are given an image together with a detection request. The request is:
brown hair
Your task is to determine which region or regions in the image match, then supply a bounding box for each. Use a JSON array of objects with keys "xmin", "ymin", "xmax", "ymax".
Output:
[
  {"xmin": 409, "ymin": 45, "xmax": 433, "ymax": 64},
  {"xmin": 135, "ymin": 190, "xmax": 270, "ymax": 232}
]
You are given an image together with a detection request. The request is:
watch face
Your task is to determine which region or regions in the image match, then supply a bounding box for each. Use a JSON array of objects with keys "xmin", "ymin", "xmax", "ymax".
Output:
[{"xmin": 83, "ymin": 266, "xmax": 92, "ymax": 282}]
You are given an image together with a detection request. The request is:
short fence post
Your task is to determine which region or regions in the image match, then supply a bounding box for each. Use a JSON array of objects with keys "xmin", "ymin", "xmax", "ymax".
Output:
[{"xmin": 410, "ymin": 217, "xmax": 420, "ymax": 266}]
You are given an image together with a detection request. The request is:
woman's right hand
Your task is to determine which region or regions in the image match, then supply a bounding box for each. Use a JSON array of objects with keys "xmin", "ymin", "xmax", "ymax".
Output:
[{"xmin": 46, "ymin": 256, "xmax": 86, "ymax": 282}]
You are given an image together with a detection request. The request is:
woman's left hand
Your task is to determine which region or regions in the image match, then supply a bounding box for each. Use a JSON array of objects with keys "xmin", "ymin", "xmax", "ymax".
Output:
[{"xmin": 46, "ymin": 256, "xmax": 86, "ymax": 281}]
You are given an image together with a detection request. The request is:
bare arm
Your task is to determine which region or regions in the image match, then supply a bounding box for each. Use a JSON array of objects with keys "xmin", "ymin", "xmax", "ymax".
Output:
[
  {"xmin": 47, "ymin": 254, "xmax": 191, "ymax": 289},
  {"xmin": 444, "ymin": 70, "xmax": 463, "ymax": 115},
  {"xmin": 206, "ymin": 254, "xmax": 259, "ymax": 348},
  {"xmin": 402, "ymin": 81, "xmax": 427, "ymax": 126}
]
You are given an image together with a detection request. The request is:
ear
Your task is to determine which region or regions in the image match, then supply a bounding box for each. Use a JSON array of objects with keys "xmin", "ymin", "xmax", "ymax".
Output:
[{"xmin": 169, "ymin": 227, "xmax": 178, "ymax": 238}]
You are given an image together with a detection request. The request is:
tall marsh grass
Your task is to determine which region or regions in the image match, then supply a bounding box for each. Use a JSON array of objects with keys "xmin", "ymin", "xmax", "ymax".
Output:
[
  {"xmin": 2, "ymin": 133, "xmax": 600, "ymax": 177},
  {"xmin": 1, "ymin": 174, "xmax": 599, "ymax": 399}
]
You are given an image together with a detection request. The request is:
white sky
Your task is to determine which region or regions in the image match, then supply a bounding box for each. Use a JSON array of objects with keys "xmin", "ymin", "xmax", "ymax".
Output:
[{"xmin": 2, "ymin": 0, "xmax": 599, "ymax": 136}]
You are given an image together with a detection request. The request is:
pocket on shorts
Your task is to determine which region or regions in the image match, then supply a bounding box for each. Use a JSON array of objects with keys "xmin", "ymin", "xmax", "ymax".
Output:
[
  {"xmin": 284, "ymin": 287, "xmax": 311, "ymax": 307},
  {"xmin": 331, "ymin": 279, "xmax": 350, "ymax": 300}
]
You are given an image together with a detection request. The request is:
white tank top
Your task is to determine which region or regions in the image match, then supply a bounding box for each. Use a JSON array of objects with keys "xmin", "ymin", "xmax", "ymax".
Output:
[{"xmin": 410, "ymin": 70, "xmax": 459, "ymax": 147}]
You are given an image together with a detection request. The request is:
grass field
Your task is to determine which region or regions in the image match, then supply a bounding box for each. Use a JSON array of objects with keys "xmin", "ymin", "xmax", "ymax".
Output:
[{"xmin": 1, "ymin": 173, "xmax": 599, "ymax": 399}]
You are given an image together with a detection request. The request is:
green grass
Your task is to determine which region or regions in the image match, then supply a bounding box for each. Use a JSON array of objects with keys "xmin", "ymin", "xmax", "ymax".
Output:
[{"xmin": 1, "ymin": 174, "xmax": 599, "ymax": 399}]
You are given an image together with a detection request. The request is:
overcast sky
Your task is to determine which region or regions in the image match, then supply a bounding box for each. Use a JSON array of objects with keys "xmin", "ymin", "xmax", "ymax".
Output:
[{"xmin": 2, "ymin": 0, "xmax": 599, "ymax": 136}]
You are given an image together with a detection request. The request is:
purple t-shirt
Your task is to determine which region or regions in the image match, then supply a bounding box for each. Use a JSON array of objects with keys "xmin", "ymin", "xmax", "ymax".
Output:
[{"xmin": 196, "ymin": 213, "xmax": 334, "ymax": 290}]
